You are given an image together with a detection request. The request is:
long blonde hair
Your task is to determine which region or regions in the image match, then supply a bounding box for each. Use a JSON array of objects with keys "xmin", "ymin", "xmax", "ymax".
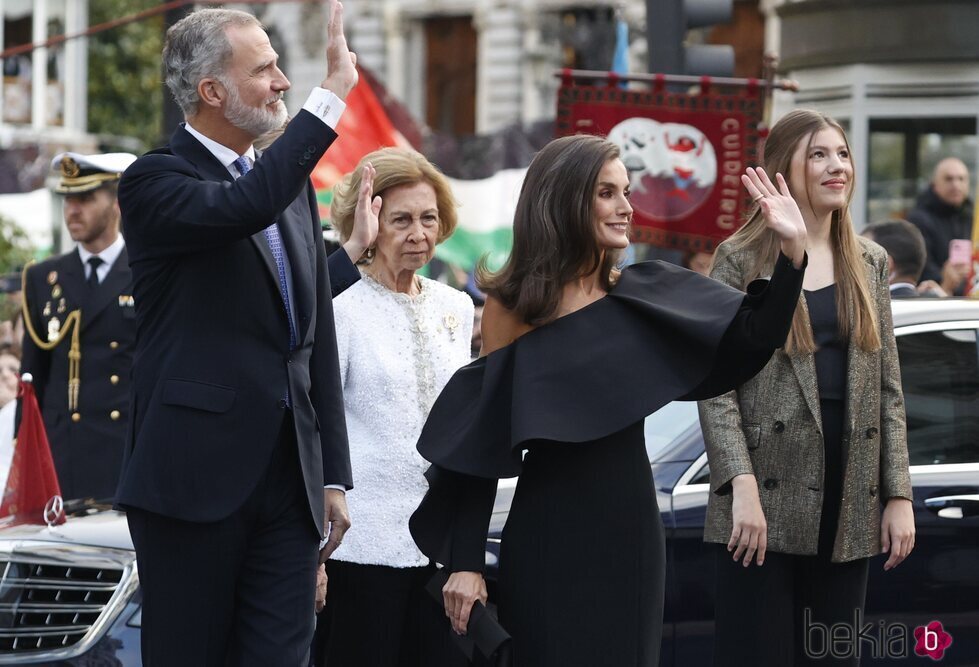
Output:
[{"xmin": 721, "ymin": 109, "xmax": 880, "ymax": 355}]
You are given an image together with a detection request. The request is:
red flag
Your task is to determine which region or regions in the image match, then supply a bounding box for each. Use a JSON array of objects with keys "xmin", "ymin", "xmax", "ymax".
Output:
[
  {"xmin": 311, "ymin": 65, "xmax": 410, "ymax": 222},
  {"xmin": 0, "ymin": 377, "xmax": 64, "ymax": 526}
]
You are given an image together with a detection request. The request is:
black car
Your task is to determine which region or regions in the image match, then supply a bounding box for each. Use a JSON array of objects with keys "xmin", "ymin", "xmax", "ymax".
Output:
[{"xmin": 1, "ymin": 298, "xmax": 977, "ymax": 664}]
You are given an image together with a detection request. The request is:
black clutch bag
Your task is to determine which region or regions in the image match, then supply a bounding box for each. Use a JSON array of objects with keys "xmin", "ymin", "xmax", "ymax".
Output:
[{"xmin": 425, "ymin": 570, "xmax": 512, "ymax": 666}]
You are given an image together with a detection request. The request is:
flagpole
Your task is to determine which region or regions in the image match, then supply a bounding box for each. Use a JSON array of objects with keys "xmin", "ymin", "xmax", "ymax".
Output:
[{"xmin": 555, "ymin": 68, "xmax": 800, "ymax": 92}]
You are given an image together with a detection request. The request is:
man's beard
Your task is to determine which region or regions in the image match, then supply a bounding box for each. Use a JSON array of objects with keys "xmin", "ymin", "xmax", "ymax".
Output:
[{"xmin": 221, "ymin": 79, "xmax": 288, "ymax": 137}]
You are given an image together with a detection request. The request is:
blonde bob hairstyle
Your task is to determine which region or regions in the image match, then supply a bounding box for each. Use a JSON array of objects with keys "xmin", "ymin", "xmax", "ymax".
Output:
[
  {"xmin": 719, "ymin": 109, "xmax": 880, "ymax": 355},
  {"xmin": 330, "ymin": 148, "xmax": 458, "ymax": 258}
]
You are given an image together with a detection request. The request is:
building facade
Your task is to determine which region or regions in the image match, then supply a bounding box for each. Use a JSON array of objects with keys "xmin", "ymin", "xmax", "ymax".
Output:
[{"xmin": 764, "ymin": 0, "xmax": 979, "ymax": 225}]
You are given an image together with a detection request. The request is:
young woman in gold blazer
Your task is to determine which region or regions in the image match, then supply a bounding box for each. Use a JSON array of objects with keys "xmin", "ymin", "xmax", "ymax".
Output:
[{"xmin": 698, "ymin": 109, "xmax": 916, "ymax": 667}]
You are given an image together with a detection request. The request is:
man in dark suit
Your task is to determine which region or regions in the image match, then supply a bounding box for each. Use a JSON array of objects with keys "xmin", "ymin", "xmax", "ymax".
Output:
[
  {"xmin": 115, "ymin": 3, "xmax": 369, "ymax": 663},
  {"xmin": 20, "ymin": 151, "xmax": 138, "ymax": 501}
]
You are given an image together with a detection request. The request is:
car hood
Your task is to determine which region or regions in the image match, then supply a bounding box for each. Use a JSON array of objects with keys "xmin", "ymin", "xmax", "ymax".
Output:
[{"xmin": 0, "ymin": 504, "xmax": 134, "ymax": 551}]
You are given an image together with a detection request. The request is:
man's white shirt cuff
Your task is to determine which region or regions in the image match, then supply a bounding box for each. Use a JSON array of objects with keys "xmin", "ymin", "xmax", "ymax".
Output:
[
  {"xmin": 324, "ymin": 484, "xmax": 345, "ymax": 491},
  {"xmin": 303, "ymin": 88, "xmax": 346, "ymax": 130}
]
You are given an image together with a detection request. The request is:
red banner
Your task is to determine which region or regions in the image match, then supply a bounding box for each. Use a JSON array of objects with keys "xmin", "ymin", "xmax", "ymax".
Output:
[
  {"xmin": 0, "ymin": 379, "xmax": 64, "ymax": 526},
  {"xmin": 556, "ymin": 77, "xmax": 765, "ymax": 251}
]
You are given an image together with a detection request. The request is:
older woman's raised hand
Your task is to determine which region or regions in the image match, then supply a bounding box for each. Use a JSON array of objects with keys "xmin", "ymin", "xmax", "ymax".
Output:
[
  {"xmin": 742, "ymin": 167, "xmax": 807, "ymax": 268},
  {"xmin": 342, "ymin": 162, "xmax": 381, "ymax": 263}
]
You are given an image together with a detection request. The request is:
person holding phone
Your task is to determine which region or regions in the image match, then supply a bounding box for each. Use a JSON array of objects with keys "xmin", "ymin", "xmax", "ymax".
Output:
[{"xmin": 907, "ymin": 157, "xmax": 974, "ymax": 295}]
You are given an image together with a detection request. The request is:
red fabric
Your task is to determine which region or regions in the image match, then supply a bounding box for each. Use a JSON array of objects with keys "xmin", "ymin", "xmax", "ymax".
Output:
[
  {"xmin": 556, "ymin": 79, "xmax": 765, "ymax": 252},
  {"xmin": 0, "ymin": 380, "xmax": 64, "ymax": 525}
]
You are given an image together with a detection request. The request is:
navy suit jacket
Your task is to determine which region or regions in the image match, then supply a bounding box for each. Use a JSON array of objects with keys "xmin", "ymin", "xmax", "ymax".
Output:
[
  {"xmin": 889, "ymin": 284, "xmax": 918, "ymax": 298},
  {"xmin": 116, "ymin": 110, "xmax": 355, "ymax": 535}
]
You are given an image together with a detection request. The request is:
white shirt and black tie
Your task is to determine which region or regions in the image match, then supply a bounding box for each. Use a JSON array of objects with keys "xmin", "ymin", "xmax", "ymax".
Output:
[{"xmin": 78, "ymin": 234, "xmax": 125, "ymax": 288}]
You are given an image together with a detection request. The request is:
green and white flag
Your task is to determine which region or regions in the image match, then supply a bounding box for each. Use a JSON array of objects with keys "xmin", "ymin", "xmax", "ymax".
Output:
[{"xmin": 437, "ymin": 169, "xmax": 526, "ymax": 273}]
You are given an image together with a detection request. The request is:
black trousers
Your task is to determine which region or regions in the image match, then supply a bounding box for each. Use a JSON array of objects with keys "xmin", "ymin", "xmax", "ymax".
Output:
[
  {"xmin": 713, "ymin": 546, "xmax": 870, "ymax": 666},
  {"xmin": 713, "ymin": 398, "xmax": 870, "ymax": 666},
  {"xmin": 127, "ymin": 413, "xmax": 320, "ymax": 667},
  {"xmin": 312, "ymin": 560, "xmax": 466, "ymax": 667}
]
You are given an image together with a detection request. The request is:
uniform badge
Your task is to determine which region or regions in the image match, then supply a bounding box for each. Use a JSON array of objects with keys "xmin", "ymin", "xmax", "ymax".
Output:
[
  {"xmin": 47, "ymin": 271, "xmax": 58, "ymax": 285},
  {"xmin": 57, "ymin": 298, "xmax": 66, "ymax": 313},
  {"xmin": 60, "ymin": 155, "xmax": 81, "ymax": 178},
  {"xmin": 52, "ymin": 285, "xmax": 62, "ymax": 298},
  {"xmin": 47, "ymin": 317, "xmax": 61, "ymax": 342},
  {"xmin": 119, "ymin": 295, "xmax": 135, "ymax": 307},
  {"xmin": 43, "ymin": 301, "xmax": 51, "ymax": 317}
]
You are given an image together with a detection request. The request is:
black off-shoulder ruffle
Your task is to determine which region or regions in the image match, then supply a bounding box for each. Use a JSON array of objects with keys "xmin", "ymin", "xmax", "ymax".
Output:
[{"xmin": 415, "ymin": 260, "xmax": 774, "ymax": 480}]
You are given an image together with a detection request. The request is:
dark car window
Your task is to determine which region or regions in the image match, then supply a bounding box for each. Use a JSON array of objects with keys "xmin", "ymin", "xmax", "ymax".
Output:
[
  {"xmin": 688, "ymin": 463, "xmax": 710, "ymax": 485},
  {"xmin": 897, "ymin": 327, "xmax": 979, "ymax": 466}
]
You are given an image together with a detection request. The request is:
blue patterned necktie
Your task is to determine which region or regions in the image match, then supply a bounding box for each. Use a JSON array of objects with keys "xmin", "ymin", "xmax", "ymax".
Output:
[{"xmin": 233, "ymin": 155, "xmax": 298, "ymax": 351}]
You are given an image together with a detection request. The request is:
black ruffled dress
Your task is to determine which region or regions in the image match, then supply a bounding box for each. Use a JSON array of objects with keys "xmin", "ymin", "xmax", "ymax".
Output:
[{"xmin": 410, "ymin": 255, "xmax": 805, "ymax": 667}]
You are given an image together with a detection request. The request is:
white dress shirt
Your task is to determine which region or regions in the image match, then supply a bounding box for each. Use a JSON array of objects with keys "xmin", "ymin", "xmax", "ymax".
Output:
[
  {"xmin": 78, "ymin": 235, "xmax": 125, "ymax": 283},
  {"xmin": 332, "ymin": 274, "xmax": 474, "ymax": 567}
]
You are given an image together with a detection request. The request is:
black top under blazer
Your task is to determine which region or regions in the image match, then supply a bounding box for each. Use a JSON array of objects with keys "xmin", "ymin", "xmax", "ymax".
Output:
[{"xmin": 115, "ymin": 110, "xmax": 357, "ymax": 535}]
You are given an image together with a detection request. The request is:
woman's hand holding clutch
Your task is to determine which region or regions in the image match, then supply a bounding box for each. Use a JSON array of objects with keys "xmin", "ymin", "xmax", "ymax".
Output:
[{"xmin": 443, "ymin": 571, "xmax": 488, "ymax": 634}]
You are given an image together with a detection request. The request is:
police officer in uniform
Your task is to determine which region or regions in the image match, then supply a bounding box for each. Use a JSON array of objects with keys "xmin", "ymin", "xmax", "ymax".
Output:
[{"xmin": 20, "ymin": 152, "xmax": 138, "ymax": 501}]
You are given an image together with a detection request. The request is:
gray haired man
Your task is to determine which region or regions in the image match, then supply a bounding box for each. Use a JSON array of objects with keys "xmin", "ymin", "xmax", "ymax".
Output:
[{"xmin": 115, "ymin": 1, "xmax": 363, "ymax": 663}]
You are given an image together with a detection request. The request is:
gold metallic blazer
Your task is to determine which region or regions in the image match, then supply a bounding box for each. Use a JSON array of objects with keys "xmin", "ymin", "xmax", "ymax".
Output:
[{"xmin": 699, "ymin": 237, "xmax": 913, "ymax": 562}]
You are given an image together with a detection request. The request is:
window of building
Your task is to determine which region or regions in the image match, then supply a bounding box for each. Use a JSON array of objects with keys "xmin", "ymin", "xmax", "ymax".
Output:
[
  {"xmin": 2, "ymin": 11, "xmax": 32, "ymax": 124},
  {"xmin": 424, "ymin": 16, "xmax": 476, "ymax": 137},
  {"xmin": 2, "ymin": 0, "xmax": 67, "ymax": 126}
]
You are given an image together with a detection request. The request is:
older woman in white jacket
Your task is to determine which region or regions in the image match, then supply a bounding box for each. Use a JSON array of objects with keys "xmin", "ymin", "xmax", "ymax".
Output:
[{"xmin": 314, "ymin": 148, "xmax": 473, "ymax": 667}]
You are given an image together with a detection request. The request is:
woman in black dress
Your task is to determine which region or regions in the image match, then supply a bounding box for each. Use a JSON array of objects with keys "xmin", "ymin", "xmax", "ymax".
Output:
[{"xmin": 409, "ymin": 134, "xmax": 809, "ymax": 666}]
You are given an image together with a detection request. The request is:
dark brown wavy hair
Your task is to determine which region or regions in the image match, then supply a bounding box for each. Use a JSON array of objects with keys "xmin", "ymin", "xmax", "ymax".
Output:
[{"xmin": 478, "ymin": 135, "xmax": 622, "ymax": 325}]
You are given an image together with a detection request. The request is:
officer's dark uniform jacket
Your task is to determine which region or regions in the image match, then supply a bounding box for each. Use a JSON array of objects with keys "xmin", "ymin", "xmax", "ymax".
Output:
[{"xmin": 20, "ymin": 248, "xmax": 136, "ymax": 500}]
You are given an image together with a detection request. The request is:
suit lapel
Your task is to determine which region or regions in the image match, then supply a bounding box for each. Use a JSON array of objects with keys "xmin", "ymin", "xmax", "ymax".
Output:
[
  {"xmin": 59, "ymin": 250, "xmax": 91, "ymax": 315},
  {"xmin": 82, "ymin": 246, "xmax": 132, "ymax": 328},
  {"xmin": 842, "ymin": 249, "xmax": 878, "ymax": 451},
  {"xmin": 790, "ymin": 292, "xmax": 824, "ymax": 434},
  {"xmin": 278, "ymin": 195, "xmax": 314, "ymax": 344},
  {"xmin": 250, "ymin": 229, "xmax": 280, "ymax": 291},
  {"xmin": 170, "ymin": 127, "xmax": 282, "ymax": 295}
]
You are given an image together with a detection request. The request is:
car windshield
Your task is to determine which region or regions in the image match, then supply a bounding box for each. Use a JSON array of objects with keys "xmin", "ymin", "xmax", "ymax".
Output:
[{"xmin": 643, "ymin": 401, "xmax": 700, "ymax": 461}]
